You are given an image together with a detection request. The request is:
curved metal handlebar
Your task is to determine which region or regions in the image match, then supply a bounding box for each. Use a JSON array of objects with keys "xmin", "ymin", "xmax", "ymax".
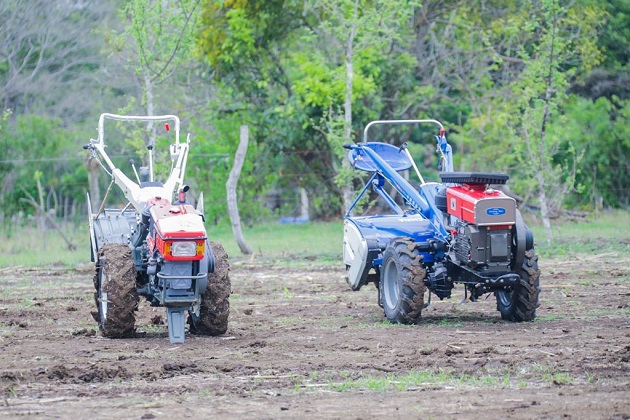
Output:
[
  {"xmin": 362, "ymin": 119, "xmax": 444, "ymax": 143},
  {"xmin": 97, "ymin": 113, "xmax": 180, "ymax": 146}
]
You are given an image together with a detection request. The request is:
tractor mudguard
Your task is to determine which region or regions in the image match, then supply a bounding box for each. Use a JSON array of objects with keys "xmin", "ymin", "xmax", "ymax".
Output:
[
  {"xmin": 91, "ymin": 208, "xmax": 136, "ymax": 256},
  {"xmin": 347, "ymin": 215, "xmax": 438, "ymax": 261}
]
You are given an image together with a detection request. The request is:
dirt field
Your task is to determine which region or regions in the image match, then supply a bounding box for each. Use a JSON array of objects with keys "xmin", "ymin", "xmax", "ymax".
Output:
[{"xmin": 1, "ymin": 251, "xmax": 629, "ymax": 419}]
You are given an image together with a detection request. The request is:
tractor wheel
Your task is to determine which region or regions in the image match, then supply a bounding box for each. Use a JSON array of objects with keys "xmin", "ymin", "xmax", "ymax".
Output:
[
  {"xmin": 496, "ymin": 248, "xmax": 541, "ymax": 322},
  {"xmin": 188, "ymin": 242, "xmax": 231, "ymax": 336},
  {"xmin": 91, "ymin": 243, "xmax": 138, "ymax": 338},
  {"xmin": 379, "ymin": 237, "xmax": 426, "ymax": 324}
]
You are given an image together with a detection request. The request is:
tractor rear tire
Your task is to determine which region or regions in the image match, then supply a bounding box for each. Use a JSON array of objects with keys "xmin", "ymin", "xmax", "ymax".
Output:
[
  {"xmin": 91, "ymin": 243, "xmax": 138, "ymax": 338},
  {"xmin": 188, "ymin": 242, "xmax": 231, "ymax": 336},
  {"xmin": 379, "ymin": 237, "xmax": 426, "ymax": 324},
  {"xmin": 496, "ymin": 248, "xmax": 540, "ymax": 321}
]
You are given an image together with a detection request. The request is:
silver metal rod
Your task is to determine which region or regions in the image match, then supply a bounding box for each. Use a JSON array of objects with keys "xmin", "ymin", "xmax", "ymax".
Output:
[
  {"xmin": 403, "ymin": 147, "xmax": 425, "ymax": 185},
  {"xmin": 362, "ymin": 119, "xmax": 444, "ymax": 143}
]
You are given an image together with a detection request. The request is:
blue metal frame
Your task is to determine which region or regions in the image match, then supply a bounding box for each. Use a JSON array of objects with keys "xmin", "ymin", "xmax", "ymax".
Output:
[
  {"xmin": 343, "ymin": 118, "xmax": 456, "ymax": 278},
  {"xmin": 345, "ymin": 142, "xmax": 447, "ymax": 239}
]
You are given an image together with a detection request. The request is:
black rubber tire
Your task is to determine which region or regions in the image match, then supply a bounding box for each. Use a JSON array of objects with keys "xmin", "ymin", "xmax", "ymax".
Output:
[
  {"xmin": 496, "ymin": 248, "xmax": 541, "ymax": 321},
  {"xmin": 379, "ymin": 237, "xmax": 427, "ymax": 324},
  {"xmin": 188, "ymin": 242, "xmax": 231, "ymax": 336},
  {"xmin": 91, "ymin": 243, "xmax": 138, "ymax": 338}
]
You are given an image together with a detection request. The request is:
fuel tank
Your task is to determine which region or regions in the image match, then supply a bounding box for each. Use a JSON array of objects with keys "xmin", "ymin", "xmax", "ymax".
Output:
[{"xmin": 445, "ymin": 185, "xmax": 516, "ymax": 227}]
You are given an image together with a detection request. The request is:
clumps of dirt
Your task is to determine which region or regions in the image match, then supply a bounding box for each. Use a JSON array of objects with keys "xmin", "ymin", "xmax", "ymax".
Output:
[
  {"xmin": 1, "ymin": 372, "xmax": 21, "ymax": 382},
  {"xmin": 42, "ymin": 365, "xmax": 129, "ymax": 383},
  {"xmin": 78, "ymin": 366, "xmax": 129, "ymax": 383},
  {"xmin": 46, "ymin": 365, "xmax": 73, "ymax": 380},
  {"xmin": 162, "ymin": 362, "xmax": 197, "ymax": 373},
  {"xmin": 615, "ymin": 345, "xmax": 630, "ymax": 363},
  {"xmin": 6, "ymin": 319, "xmax": 28, "ymax": 328},
  {"xmin": 72, "ymin": 328, "xmax": 96, "ymax": 337},
  {"xmin": 150, "ymin": 315, "xmax": 164, "ymax": 325},
  {"xmin": 248, "ymin": 340, "xmax": 267, "ymax": 348},
  {"xmin": 139, "ymin": 362, "xmax": 200, "ymax": 380}
]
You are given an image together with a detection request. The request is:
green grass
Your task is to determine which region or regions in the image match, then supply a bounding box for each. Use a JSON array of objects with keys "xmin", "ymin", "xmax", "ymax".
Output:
[
  {"xmin": 529, "ymin": 209, "xmax": 630, "ymax": 257},
  {"xmin": 0, "ymin": 219, "xmax": 342, "ymax": 268},
  {"xmin": 292, "ymin": 366, "xmax": 591, "ymax": 393},
  {"xmin": 300, "ymin": 369, "xmax": 513, "ymax": 393},
  {"xmin": 0, "ymin": 222, "xmax": 90, "ymax": 268},
  {"xmin": 1, "ymin": 209, "xmax": 628, "ymax": 268},
  {"xmin": 207, "ymin": 220, "xmax": 342, "ymax": 263}
]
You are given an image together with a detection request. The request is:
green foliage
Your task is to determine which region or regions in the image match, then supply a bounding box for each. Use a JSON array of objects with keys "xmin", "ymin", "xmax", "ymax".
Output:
[
  {"xmin": 118, "ymin": 0, "xmax": 201, "ymax": 81},
  {"xmin": 598, "ymin": 0, "xmax": 630, "ymax": 69},
  {"xmin": 458, "ymin": 0, "xmax": 607, "ymax": 218},
  {"xmin": 1, "ymin": 0, "xmax": 630, "ymax": 225},
  {"xmin": 0, "ymin": 115, "xmax": 87, "ymax": 219},
  {"xmin": 559, "ymin": 97, "xmax": 630, "ymax": 208}
]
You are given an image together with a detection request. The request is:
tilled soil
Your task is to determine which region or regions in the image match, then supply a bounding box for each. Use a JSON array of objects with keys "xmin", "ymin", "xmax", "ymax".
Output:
[{"xmin": 0, "ymin": 252, "xmax": 629, "ymax": 419}]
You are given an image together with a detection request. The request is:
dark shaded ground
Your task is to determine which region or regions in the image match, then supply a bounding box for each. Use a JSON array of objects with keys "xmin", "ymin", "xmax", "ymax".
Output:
[{"xmin": 0, "ymin": 252, "xmax": 629, "ymax": 419}]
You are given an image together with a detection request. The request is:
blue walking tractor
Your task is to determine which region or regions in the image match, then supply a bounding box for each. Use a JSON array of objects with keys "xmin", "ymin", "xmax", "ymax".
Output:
[
  {"xmin": 342, "ymin": 119, "xmax": 540, "ymax": 323},
  {"xmin": 83, "ymin": 113, "xmax": 230, "ymax": 343}
]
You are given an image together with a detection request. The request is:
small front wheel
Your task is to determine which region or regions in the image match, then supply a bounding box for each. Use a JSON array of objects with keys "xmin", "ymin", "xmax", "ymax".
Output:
[{"xmin": 379, "ymin": 238, "xmax": 426, "ymax": 324}]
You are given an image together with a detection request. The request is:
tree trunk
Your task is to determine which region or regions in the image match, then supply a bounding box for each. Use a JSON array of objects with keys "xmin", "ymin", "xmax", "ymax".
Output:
[
  {"xmin": 341, "ymin": 9, "xmax": 358, "ymax": 216},
  {"xmin": 87, "ymin": 157, "xmax": 101, "ymax": 213},
  {"xmin": 299, "ymin": 187, "xmax": 309, "ymax": 220},
  {"xmin": 536, "ymin": 171, "xmax": 553, "ymax": 244},
  {"xmin": 36, "ymin": 177, "xmax": 46, "ymax": 231},
  {"xmin": 226, "ymin": 125, "xmax": 253, "ymax": 255},
  {"xmin": 537, "ymin": 37, "xmax": 555, "ymax": 244}
]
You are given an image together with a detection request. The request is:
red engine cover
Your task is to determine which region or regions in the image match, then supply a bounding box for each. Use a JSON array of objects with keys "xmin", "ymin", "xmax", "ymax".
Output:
[
  {"xmin": 150, "ymin": 203, "xmax": 207, "ymax": 240},
  {"xmin": 149, "ymin": 203, "xmax": 207, "ymax": 261},
  {"xmin": 446, "ymin": 185, "xmax": 516, "ymax": 226}
]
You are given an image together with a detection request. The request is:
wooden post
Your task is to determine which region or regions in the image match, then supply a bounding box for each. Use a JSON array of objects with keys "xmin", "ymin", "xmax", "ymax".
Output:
[{"xmin": 226, "ymin": 125, "xmax": 253, "ymax": 255}]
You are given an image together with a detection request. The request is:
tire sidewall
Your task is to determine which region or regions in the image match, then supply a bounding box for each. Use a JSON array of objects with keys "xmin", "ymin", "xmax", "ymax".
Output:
[
  {"xmin": 496, "ymin": 248, "xmax": 540, "ymax": 322},
  {"xmin": 380, "ymin": 245, "xmax": 404, "ymax": 321},
  {"xmin": 378, "ymin": 238, "xmax": 425, "ymax": 324}
]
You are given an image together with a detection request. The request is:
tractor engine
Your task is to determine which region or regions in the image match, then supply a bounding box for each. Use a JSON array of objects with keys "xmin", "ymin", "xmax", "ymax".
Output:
[
  {"xmin": 452, "ymin": 219, "xmax": 513, "ymax": 273},
  {"xmin": 438, "ymin": 173, "xmax": 517, "ymax": 275},
  {"xmin": 140, "ymin": 199, "xmax": 211, "ymax": 307}
]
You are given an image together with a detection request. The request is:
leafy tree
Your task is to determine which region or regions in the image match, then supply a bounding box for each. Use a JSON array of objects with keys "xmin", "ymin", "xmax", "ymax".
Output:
[
  {"xmin": 298, "ymin": 0, "xmax": 419, "ymax": 212},
  {"xmin": 0, "ymin": 0, "xmax": 114, "ymax": 123},
  {"xmin": 562, "ymin": 96, "xmax": 630, "ymax": 209},
  {"xmin": 109, "ymin": 0, "xmax": 202, "ymax": 131},
  {"xmin": 459, "ymin": 0, "xmax": 604, "ymax": 241},
  {"xmin": 1, "ymin": 115, "xmax": 85, "ymax": 220}
]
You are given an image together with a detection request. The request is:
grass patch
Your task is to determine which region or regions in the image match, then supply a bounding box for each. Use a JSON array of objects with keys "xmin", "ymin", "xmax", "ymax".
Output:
[
  {"xmin": 274, "ymin": 316, "xmax": 304, "ymax": 325},
  {"xmin": 294, "ymin": 366, "xmax": 594, "ymax": 393},
  {"xmin": 136, "ymin": 324, "xmax": 166, "ymax": 334},
  {"xmin": 0, "ymin": 223, "xmax": 89, "ymax": 268},
  {"xmin": 530, "ymin": 209, "xmax": 630, "ymax": 258},
  {"xmin": 1, "ymin": 209, "xmax": 629, "ymax": 268},
  {"xmin": 302, "ymin": 369, "xmax": 513, "ymax": 393},
  {"xmin": 0, "ymin": 220, "xmax": 342, "ymax": 268},
  {"xmin": 207, "ymin": 221, "xmax": 342, "ymax": 262}
]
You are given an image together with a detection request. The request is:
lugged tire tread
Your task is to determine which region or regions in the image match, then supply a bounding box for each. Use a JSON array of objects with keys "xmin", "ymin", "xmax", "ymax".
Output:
[
  {"xmin": 379, "ymin": 237, "xmax": 427, "ymax": 325},
  {"xmin": 497, "ymin": 249, "xmax": 541, "ymax": 322},
  {"xmin": 92, "ymin": 243, "xmax": 138, "ymax": 338},
  {"xmin": 189, "ymin": 242, "xmax": 231, "ymax": 336}
]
